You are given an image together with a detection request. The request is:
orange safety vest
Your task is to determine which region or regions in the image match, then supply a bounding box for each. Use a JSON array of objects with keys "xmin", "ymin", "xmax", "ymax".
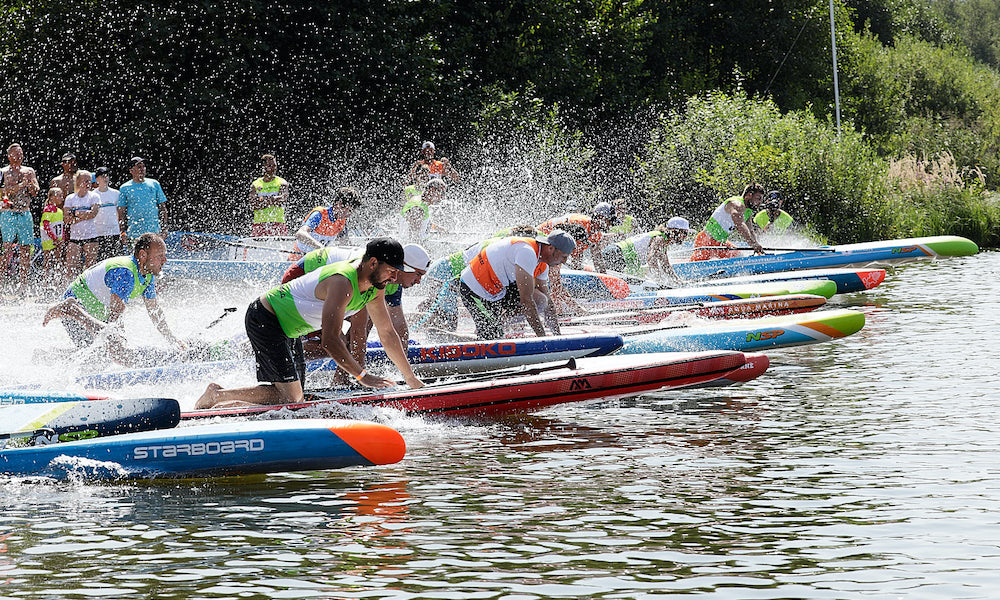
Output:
[
  {"xmin": 538, "ymin": 214, "xmax": 600, "ymax": 257},
  {"xmin": 291, "ymin": 206, "xmax": 348, "ymax": 255},
  {"xmin": 469, "ymin": 237, "xmax": 547, "ymax": 296}
]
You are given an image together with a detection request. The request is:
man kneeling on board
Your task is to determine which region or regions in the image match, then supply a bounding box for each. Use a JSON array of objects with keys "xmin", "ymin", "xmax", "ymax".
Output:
[
  {"xmin": 195, "ymin": 237, "xmax": 424, "ymax": 410},
  {"xmin": 458, "ymin": 230, "xmax": 575, "ymax": 340},
  {"xmin": 281, "ymin": 241, "xmax": 430, "ymax": 378},
  {"xmin": 42, "ymin": 232, "xmax": 184, "ymax": 365}
]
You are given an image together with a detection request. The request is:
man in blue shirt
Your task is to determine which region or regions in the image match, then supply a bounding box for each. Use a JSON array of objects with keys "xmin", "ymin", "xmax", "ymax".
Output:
[
  {"xmin": 117, "ymin": 156, "xmax": 168, "ymax": 242},
  {"xmin": 42, "ymin": 232, "xmax": 183, "ymax": 364}
]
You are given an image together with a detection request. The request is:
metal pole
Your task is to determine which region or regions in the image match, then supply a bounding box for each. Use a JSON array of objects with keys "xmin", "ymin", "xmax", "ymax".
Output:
[{"xmin": 829, "ymin": 0, "xmax": 842, "ymax": 138}]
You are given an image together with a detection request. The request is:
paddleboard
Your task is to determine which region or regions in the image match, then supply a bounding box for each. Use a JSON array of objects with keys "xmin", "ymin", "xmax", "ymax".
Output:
[
  {"xmin": 0, "ymin": 398, "xmax": 180, "ymax": 444},
  {"xmin": 672, "ymin": 235, "xmax": 978, "ymax": 280},
  {"xmin": 685, "ymin": 352, "xmax": 770, "ymax": 388},
  {"xmin": 184, "ymin": 351, "xmax": 748, "ymax": 419},
  {"xmin": 581, "ymin": 279, "xmax": 837, "ymax": 311},
  {"xmin": 0, "ymin": 419, "xmax": 405, "ymax": 480},
  {"xmin": 567, "ymin": 294, "xmax": 827, "ymax": 326},
  {"xmin": 628, "ymin": 267, "xmax": 887, "ymax": 295},
  {"xmin": 613, "ymin": 309, "xmax": 866, "ymax": 353},
  {"xmin": 76, "ymin": 333, "xmax": 625, "ymax": 388}
]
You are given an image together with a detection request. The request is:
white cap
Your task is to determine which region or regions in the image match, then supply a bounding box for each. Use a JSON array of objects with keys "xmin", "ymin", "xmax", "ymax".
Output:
[
  {"xmin": 422, "ymin": 141, "xmax": 435, "ymax": 150},
  {"xmin": 541, "ymin": 230, "xmax": 577, "ymax": 255},
  {"xmin": 666, "ymin": 216, "xmax": 693, "ymax": 231},
  {"xmin": 402, "ymin": 244, "xmax": 431, "ymax": 272}
]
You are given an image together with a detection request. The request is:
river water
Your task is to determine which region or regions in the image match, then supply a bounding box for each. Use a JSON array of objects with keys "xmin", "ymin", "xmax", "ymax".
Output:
[{"xmin": 1, "ymin": 250, "xmax": 998, "ymax": 599}]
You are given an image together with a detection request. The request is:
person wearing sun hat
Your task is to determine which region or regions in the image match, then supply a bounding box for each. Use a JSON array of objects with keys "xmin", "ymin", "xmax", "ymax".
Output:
[
  {"xmin": 602, "ymin": 216, "xmax": 693, "ymax": 281},
  {"xmin": 458, "ymin": 229, "xmax": 575, "ymax": 340},
  {"xmin": 196, "ymin": 237, "xmax": 425, "ymax": 410}
]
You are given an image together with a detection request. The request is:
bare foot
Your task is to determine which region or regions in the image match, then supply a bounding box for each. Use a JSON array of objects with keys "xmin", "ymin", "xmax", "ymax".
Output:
[{"xmin": 195, "ymin": 382, "xmax": 223, "ymax": 409}]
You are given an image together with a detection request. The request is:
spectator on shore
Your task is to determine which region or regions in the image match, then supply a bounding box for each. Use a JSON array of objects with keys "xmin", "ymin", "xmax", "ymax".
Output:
[
  {"xmin": 92, "ymin": 167, "xmax": 124, "ymax": 261},
  {"xmin": 249, "ymin": 153, "xmax": 290, "ymax": 237},
  {"xmin": 408, "ymin": 141, "xmax": 460, "ymax": 188},
  {"xmin": 39, "ymin": 187, "xmax": 66, "ymax": 290},
  {"xmin": 49, "ymin": 152, "xmax": 76, "ymax": 201},
  {"xmin": 1, "ymin": 143, "xmax": 40, "ymax": 293},
  {"xmin": 117, "ymin": 156, "xmax": 168, "ymax": 244},
  {"xmin": 64, "ymin": 170, "xmax": 101, "ymax": 280}
]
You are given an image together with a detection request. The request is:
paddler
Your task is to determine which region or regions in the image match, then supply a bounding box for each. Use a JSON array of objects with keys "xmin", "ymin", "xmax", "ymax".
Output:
[
  {"xmin": 537, "ymin": 202, "xmax": 618, "ymax": 273},
  {"xmin": 753, "ymin": 190, "xmax": 794, "ymax": 234},
  {"xmin": 458, "ymin": 230, "xmax": 575, "ymax": 340},
  {"xmin": 280, "ymin": 242, "xmax": 431, "ymax": 371},
  {"xmin": 41, "ymin": 232, "xmax": 184, "ymax": 364},
  {"xmin": 415, "ymin": 225, "xmax": 539, "ymax": 332},
  {"xmin": 691, "ymin": 183, "xmax": 766, "ymax": 261},
  {"xmin": 398, "ymin": 178, "xmax": 446, "ymax": 244},
  {"xmin": 290, "ymin": 186, "xmax": 362, "ymax": 257},
  {"xmin": 408, "ymin": 140, "xmax": 460, "ymax": 188},
  {"xmin": 248, "ymin": 153, "xmax": 290, "ymax": 237},
  {"xmin": 195, "ymin": 237, "xmax": 424, "ymax": 410},
  {"xmin": 602, "ymin": 216, "xmax": 693, "ymax": 281}
]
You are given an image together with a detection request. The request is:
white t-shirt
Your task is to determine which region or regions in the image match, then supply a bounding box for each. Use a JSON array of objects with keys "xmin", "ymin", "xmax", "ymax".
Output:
[
  {"xmin": 93, "ymin": 187, "xmax": 121, "ymax": 236},
  {"xmin": 65, "ymin": 191, "xmax": 101, "ymax": 241},
  {"xmin": 460, "ymin": 238, "xmax": 548, "ymax": 302}
]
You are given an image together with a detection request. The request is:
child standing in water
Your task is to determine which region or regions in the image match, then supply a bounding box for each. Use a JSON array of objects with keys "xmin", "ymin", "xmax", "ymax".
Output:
[{"xmin": 39, "ymin": 187, "xmax": 66, "ymax": 290}]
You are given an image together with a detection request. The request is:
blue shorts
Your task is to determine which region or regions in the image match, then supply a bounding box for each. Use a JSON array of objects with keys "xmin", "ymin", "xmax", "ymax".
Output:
[{"xmin": 0, "ymin": 211, "xmax": 34, "ymax": 245}]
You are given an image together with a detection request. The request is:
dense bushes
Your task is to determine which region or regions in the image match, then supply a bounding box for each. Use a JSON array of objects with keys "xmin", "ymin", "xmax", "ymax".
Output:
[
  {"xmin": 0, "ymin": 1, "xmax": 998, "ymax": 246},
  {"xmin": 635, "ymin": 92, "xmax": 892, "ymax": 243}
]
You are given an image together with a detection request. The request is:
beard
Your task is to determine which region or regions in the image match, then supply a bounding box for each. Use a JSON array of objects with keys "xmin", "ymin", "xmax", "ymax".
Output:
[{"xmin": 368, "ymin": 269, "xmax": 390, "ymax": 289}]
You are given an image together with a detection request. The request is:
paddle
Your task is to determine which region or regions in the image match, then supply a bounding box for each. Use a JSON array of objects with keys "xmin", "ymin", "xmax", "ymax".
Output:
[
  {"xmin": 181, "ymin": 232, "xmax": 296, "ymax": 254},
  {"xmin": 695, "ymin": 245, "xmax": 836, "ymax": 252},
  {"xmin": 304, "ymin": 358, "xmax": 581, "ymax": 398},
  {"xmin": 205, "ymin": 307, "xmax": 238, "ymax": 330},
  {"xmin": 0, "ymin": 427, "xmax": 95, "ymax": 447}
]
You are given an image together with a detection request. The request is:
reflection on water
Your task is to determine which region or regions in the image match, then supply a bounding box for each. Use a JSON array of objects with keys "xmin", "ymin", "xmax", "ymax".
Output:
[{"xmin": 1, "ymin": 252, "xmax": 999, "ymax": 598}]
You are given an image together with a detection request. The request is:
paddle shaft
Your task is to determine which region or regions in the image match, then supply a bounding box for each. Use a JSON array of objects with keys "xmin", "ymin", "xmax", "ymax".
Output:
[
  {"xmin": 304, "ymin": 358, "xmax": 580, "ymax": 397},
  {"xmin": 695, "ymin": 245, "xmax": 835, "ymax": 252},
  {"xmin": 0, "ymin": 427, "xmax": 55, "ymax": 443},
  {"xmin": 183, "ymin": 233, "xmax": 295, "ymax": 254}
]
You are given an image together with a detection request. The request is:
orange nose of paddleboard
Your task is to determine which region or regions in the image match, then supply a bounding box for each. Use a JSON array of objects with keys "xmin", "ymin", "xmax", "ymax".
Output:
[{"xmin": 330, "ymin": 422, "xmax": 406, "ymax": 465}]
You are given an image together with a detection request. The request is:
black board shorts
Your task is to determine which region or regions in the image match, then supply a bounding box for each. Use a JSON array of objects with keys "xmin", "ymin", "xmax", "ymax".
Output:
[
  {"xmin": 245, "ymin": 299, "xmax": 305, "ymax": 386},
  {"xmin": 458, "ymin": 280, "xmax": 522, "ymax": 340}
]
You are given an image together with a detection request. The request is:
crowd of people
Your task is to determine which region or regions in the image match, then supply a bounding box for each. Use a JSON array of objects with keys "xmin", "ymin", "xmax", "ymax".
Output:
[
  {"xmin": 1, "ymin": 144, "xmax": 168, "ymax": 295},
  {"xmin": 11, "ymin": 138, "xmax": 796, "ymax": 409}
]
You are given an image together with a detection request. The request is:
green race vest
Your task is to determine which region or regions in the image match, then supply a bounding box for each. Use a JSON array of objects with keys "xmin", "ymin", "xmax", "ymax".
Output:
[
  {"xmin": 252, "ymin": 176, "xmax": 288, "ymax": 224},
  {"xmin": 71, "ymin": 257, "xmax": 153, "ymax": 321},
  {"xmin": 266, "ymin": 261, "xmax": 378, "ymax": 338},
  {"xmin": 753, "ymin": 209, "xmax": 793, "ymax": 232}
]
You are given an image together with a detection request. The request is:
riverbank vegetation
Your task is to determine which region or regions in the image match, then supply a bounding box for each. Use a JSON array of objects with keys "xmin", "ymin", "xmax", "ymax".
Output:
[{"xmin": 1, "ymin": 0, "xmax": 998, "ymax": 246}]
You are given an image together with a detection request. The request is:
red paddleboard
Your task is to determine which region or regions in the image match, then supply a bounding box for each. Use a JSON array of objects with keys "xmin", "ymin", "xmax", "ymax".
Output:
[
  {"xmin": 567, "ymin": 294, "xmax": 826, "ymax": 326},
  {"xmin": 183, "ymin": 352, "xmax": 746, "ymax": 419}
]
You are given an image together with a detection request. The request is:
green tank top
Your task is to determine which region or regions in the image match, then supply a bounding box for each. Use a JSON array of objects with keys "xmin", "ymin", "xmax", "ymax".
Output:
[
  {"xmin": 71, "ymin": 256, "xmax": 152, "ymax": 321},
  {"xmin": 753, "ymin": 209, "xmax": 793, "ymax": 232},
  {"xmin": 704, "ymin": 197, "xmax": 754, "ymax": 242},
  {"xmin": 266, "ymin": 260, "xmax": 379, "ymax": 338}
]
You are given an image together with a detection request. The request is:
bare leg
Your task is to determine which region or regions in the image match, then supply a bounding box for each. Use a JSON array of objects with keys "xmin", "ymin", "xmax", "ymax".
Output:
[
  {"xmin": 42, "ymin": 297, "xmax": 101, "ymax": 333},
  {"xmin": 65, "ymin": 242, "xmax": 82, "ymax": 282},
  {"xmin": 17, "ymin": 244, "xmax": 31, "ymax": 292},
  {"xmin": 82, "ymin": 241, "xmax": 99, "ymax": 268},
  {"xmin": 0, "ymin": 242, "xmax": 13, "ymax": 287},
  {"xmin": 195, "ymin": 380, "xmax": 304, "ymax": 410}
]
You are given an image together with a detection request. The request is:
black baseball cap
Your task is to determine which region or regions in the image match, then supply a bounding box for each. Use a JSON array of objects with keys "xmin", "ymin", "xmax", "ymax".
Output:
[
  {"xmin": 94, "ymin": 166, "xmax": 110, "ymax": 177},
  {"xmin": 61, "ymin": 152, "xmax": 76, "ymax": 162},
  {"xmin": 365, "ymin": 237, "xmax": 406, "ymax": 271}
]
